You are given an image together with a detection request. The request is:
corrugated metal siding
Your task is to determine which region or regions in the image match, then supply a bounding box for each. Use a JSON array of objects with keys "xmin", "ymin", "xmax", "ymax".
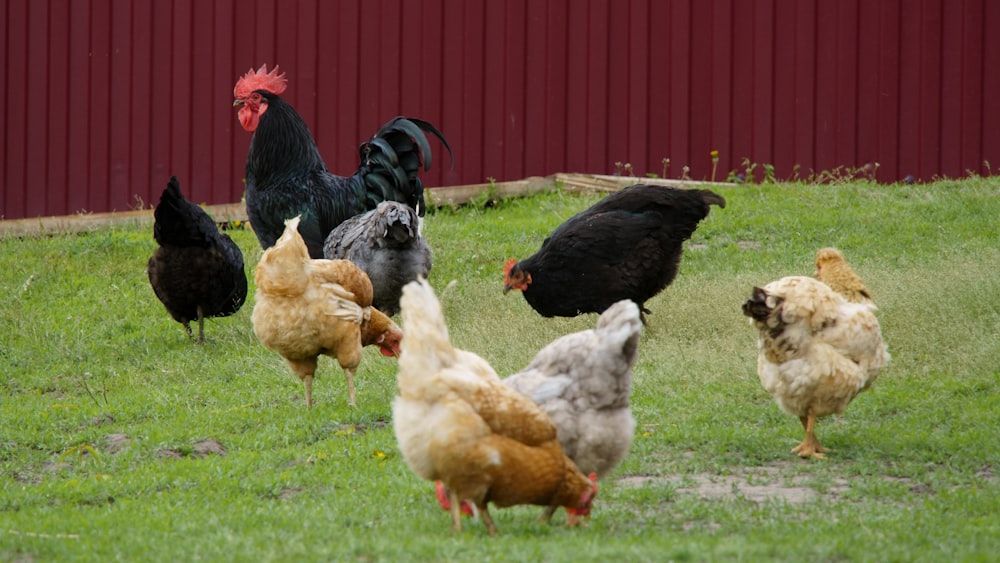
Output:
[{"xmin": 2, "ymin": 0, "xmax": 999, "ymax": 220}]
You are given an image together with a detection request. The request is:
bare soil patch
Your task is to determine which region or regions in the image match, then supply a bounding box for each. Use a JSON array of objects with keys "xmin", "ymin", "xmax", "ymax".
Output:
[{"xmin": 618, "ymin": 461, "xmax": 850, "ymax": 505}]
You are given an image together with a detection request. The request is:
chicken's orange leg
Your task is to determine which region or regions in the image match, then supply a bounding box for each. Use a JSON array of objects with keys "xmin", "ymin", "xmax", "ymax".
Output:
[
  {"xmin": 479, "ymin": 504, "xmax": 499, "ymax": 536},
  {"xmin": 791, "ymin": 411, "xmax": 829, "ymax": 459},
  {"xmin": 287, "ymin": 358, "xmax": 318, "ymax": 408},
  {"xmin": 539, "ymin": 505, "xmax": 558, "ymax": 523},
  {"xmin": 344, "ymin": 368, "xmax": 357, "ymax": 407},
  {"xmin": 303, "ymin": 374, "xmax": 314, "ymax": 408},
  {"xmin": 448, "ymin": 490, "xmax": 463, "ymax": 533}
]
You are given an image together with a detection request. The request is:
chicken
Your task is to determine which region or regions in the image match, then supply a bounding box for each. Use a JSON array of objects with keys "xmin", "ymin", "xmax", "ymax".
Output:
[
  {"xmin": 435, "ymin": 299, "xmax": 640, "ymax": 520},
  {"xmin": 147, "ymin": 176, "xmax": 247, "ymax": 343},
  {"xmin": 392, "ymin": 279, "xmax": 598, "ymax": 536},
  {"xmin": 503, "ymin": 184, "xmax": 725, "ymax": 324},
  {"xmin": 742, "ymin": 276, "xmax": 890, "ymax": 459},
  {"xmin": 323, "ymin": 201, "xmax": 431, "ymax": 316},
  {"xmin": 233, "ymin": 64, "xmax": 451, "ymax": 258},
  {"xmin": 814, "ymin": 247, "xmax": 872, "ymax": 304},
  {"xmin": 251, "ymin": 216, "xmax": 403, "ymax": 408},
  {"xmin": 503, "ymin": 299, "xmax": 641, "ymax": 519}
]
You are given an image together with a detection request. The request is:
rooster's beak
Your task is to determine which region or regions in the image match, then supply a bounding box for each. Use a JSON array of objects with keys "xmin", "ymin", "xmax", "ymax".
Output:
[
  {"xmin": 233, "ymin": 99, "xmax": 243, "ymax": 107},
  {"xmin": 502, "ymin": 284, "xmax": 511, "ymax": 295}
]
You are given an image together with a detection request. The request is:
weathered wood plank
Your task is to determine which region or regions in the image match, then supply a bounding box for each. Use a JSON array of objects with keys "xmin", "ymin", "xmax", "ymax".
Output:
[{"xmin": 1, "ymin": 174, "xmax": 732, "ymax": 238}]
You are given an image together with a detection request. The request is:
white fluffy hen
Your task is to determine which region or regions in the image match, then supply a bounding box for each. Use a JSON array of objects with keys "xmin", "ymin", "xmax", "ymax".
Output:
[
  {"xmin": 504, "ymin": 299, "xmax": 641, "ymax": 478},
  {"xmin": 503, "ymin": 299, "xmax": 641, "ymax": 519},
  {"xmin": 742, "ymin": 276, "xmax": 890, "ymax": 459}
]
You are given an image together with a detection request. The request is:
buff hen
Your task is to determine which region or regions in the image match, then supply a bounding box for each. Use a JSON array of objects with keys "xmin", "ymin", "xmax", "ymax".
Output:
[
  {"xmin": 742, "ymin": 276, "xmax": 889, "ymax": 459},
  {"xmin": 251, "ymin": 217, "xmax": 402, "ymax": 408},
  {"xmin": 393, "ymin": 279, "xmax": 597, "ymax": 536},
  {"xmin": 814, "ymin": 247, "xmax": 873, "ymax": 304}
]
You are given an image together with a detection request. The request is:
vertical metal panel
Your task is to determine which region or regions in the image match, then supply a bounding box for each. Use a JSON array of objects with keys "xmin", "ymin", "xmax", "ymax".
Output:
[
  {"xmin": 6, "ymin": 0, "xmax": 28, "ymax": 219},
  {"xmin": 855, "ymin": 0, "xmax": 881, "ymax": 173},
  {"xmin": 2, "ymin": 0, "xmax": 1000, "ymax": 220},
  {"xmin": 583, "ymin": 0, "xmax": 610, "ymax": 174},
  {"xmin": 771, "ymin": 0, "xmax": 797, "ymax": 178},
  {"xmin": 876, "ymin": 0, "xmax": 902, "ymax": 180},
  {"xmin": 982, "ymin": 0, "xmax": 1000, "ymax": 176},
  {"xmin": 957, "ymin": 0, "xmax": 984, "ymax": 177}
]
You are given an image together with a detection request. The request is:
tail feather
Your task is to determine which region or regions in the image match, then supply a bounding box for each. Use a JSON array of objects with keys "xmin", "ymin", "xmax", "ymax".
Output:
[
  {"xmin": 595, "ymin": 300, "xmax": 643, "ymax": 363},
  {"xmin": 398, "ymin": 279, "xmax": 456, "ymax": 383},
  {"xmin": 152, "ymin": 176, "xmax": 218, "ymax": 248},
  {"xmin": 699, "ymin": 189, "xmax": 727, "ymax": 209},
  {"xmin": 356, "ymin": 117, "xmax": 453, "ymax": 217}
]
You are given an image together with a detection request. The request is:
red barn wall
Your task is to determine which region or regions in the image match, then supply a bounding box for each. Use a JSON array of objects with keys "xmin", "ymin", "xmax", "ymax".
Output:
[{"xmin": 2, "ymin": 0, "xmax": 998, "ymax": 220}]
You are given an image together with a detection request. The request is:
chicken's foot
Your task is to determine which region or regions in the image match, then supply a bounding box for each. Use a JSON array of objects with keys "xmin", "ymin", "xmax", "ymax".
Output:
[{"xmin": 791, "ymin": 413, "xmax": 829, "ymax": 459}]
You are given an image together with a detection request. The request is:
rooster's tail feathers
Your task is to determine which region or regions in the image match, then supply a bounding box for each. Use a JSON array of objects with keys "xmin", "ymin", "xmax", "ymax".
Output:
[{"xmin": 357, "ymin": 117, "xmax": 453, "ymax": 217}]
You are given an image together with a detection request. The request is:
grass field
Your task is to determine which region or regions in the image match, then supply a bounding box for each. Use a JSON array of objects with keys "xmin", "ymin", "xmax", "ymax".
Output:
[{"xmin": 2, "ymin": 178, "xmax": 999, "ymax": 561}]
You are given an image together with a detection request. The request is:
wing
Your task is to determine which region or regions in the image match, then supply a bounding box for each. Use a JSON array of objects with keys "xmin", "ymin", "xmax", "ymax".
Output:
[
  {"xmin": 308, "ymin": 258, "xmax": 374, "ymax": 308},
  {"xmin": 322, "ymin": 209, "xmax": 376, "ymax": 261}
]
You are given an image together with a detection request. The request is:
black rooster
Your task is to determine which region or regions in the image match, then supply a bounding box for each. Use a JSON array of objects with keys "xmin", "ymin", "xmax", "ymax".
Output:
[
  {"xmin": 323, "ymin": 201, "xmax": 431, "ymax": 316},
  {"xmin": 503, "ymin": 184, "xmax": 726, "ymax": 324},
  {"xmin": 147, "ymin": 177, "xmax": 248, "ymax": 343},
  {"xmin": 233, "ymin": 65, "xmax": 452, "ymax": 258}
]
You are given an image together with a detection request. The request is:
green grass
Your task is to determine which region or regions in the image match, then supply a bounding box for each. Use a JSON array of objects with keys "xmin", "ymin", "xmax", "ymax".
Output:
[{"xmin": 2, "ymin": 177, "xmax": 999, "ymax": 561}]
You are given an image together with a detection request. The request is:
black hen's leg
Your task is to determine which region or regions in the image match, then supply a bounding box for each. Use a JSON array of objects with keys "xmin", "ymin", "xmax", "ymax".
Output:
[{"xmin": 195, "ymin": 306, "xmax": 206, "ymax": 344}]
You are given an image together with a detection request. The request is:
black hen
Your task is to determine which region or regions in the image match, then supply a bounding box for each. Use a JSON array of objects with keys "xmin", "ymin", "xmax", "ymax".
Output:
[
  {"xmin": 503, "ymin": 184, "xmax": 725, "ymax": 324},
  {"xmin": 147, "ymin": 177, "xmax": 248, "ymax": 343},
  {"xmin": 233, "ymin": 65, "xmax": 451, "ymax": 258},
  {"xmin": 323, "ymin": 201, "xmax": 431, "ymax": 316}
]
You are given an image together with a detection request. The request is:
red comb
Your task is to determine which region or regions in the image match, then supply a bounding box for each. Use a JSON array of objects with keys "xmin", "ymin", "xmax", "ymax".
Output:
[
  {"xmin": 503, "ymin": 258, "xmax": 516, "ymax": 276},
  {"xmin": 234, "ymin": 64, "xmax": 288, "ymax": 99}
]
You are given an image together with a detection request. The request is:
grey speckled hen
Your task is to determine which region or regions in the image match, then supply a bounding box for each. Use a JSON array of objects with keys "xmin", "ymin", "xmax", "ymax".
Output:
[{"xmin": 323, "ymin": 201, "xmax": 431, "ymax": 316}]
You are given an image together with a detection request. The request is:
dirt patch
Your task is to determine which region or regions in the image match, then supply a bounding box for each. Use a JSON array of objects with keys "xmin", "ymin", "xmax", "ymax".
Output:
[
  {"xmin": 618, "ymin": 462, "xmax": 849, "ymax": 505},
  {"xmin": 329, "ymin": 420, "xmax": 390, "ymax": 437},
  {"xmin": 156, "ymin": 438, "xmax": 227, "ymax": 459},
  {"xmin": 103, "ymin": 433, "xmax": 130, "ymax": 454}
]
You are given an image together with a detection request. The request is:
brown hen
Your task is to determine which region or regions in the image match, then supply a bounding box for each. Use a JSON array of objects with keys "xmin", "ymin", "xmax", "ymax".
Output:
[
  {"xmin": 392, "ymin": 279, "xmax": 597, "ymax": 535},
  {"xmin": 251, "ymin": 217, "xmax": 401, "ymax": 407}
]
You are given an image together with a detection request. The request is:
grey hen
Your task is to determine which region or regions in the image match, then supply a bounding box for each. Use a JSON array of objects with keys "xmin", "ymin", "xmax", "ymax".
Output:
[
  {"xmin": 323, "ymin": 201, "xmax": 431, "ymax": 316},
  {"xmin": 503, "ymin": 299, "xmax": 641, "ymax": 519}
]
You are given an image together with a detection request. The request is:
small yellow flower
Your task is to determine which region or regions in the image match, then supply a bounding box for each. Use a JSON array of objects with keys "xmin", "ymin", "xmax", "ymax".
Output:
[
  {"xmin": 710, "ymin": 150, "xmax": 720, "ymax": 161},
  {"xmin": 372, "ymin": 450, "xmax": 388, "ymax": 459}
]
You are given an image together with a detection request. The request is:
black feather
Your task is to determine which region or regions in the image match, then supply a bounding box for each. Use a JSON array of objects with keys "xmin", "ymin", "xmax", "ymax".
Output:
[
  {"xmin": 242, "ymin": 90, "xmax": 451, "ymax": 258},
  {"xmin": 147, "ymin": 176, "xmax": 248, "ymax": 342},
  {"xmin": 506, "ymin": 184, "xmax": 726, "ymax": 323}
]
